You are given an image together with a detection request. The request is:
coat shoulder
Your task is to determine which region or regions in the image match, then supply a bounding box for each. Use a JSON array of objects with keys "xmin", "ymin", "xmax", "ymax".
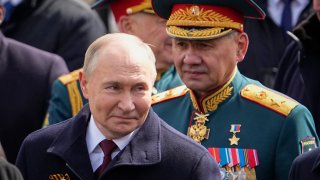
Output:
[
  {"xmin": 152, "ymin": 85, "xmax": 189, "ymax": 105},
  {"xmin": 240, "ymin": 84, "xmax": 299, "ymax": 116}
]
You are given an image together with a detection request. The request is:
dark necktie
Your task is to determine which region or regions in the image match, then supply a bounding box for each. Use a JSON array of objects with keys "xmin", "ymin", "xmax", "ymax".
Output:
[
  {"xmin": 95, "ymin": 139, "xmax": 117, "ymax": 177},
  {"xmin": 281, "ymin": 0, "xmax": 293, "ymax": 32}
]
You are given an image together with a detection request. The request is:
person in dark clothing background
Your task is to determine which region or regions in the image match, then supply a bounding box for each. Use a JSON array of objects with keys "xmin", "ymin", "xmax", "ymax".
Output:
[
  {"xmin": 0, "ymin": 143, "xmax": 23, "ymax": 180},
  {"xmin": 274, "ymin": 0, "xmax": 320, "ymax": 136},
  {"xmin": 239, "ymin": 0, "xmax": 312, "ymax": 88},
  {"xmin": 0, "ymin": 1, "xmax": 69, "ymax": 163},
  {"xmin": 0, "ymin": 0, "xmax": 106, "ymax": 71}
]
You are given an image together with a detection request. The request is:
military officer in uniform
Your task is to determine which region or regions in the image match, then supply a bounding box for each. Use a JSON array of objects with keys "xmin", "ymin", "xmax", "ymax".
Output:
[
  {"xmin": 47, "ymin": 0, "xmax": 183, "ymax": 125},
  {"xmin": 151, "ymin": 0, "xmax": 319, "ymax": 179}
]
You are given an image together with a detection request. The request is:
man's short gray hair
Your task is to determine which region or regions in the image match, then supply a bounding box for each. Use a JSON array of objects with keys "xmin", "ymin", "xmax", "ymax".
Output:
[{"xmin": 83, "ymin": 33, "xmax": 157, "ymax": 81}]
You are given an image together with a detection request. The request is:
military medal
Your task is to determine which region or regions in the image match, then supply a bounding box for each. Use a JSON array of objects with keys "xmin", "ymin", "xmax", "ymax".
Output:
[
  {"xmin": 208, "ymin": 147, "xmax": 258, "ymax": 180},
  {"xmin": 229, "ymin": 124, "xmax": 241, "ymax": 145},
  {"xmin": 187, "ymin": 112, "xmax": 210, "ymax": 143}
]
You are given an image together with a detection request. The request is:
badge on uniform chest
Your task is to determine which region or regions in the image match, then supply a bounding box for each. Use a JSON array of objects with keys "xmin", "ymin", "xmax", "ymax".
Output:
[
  {"xmin": 229, "ymin": 124, "xmax": 241, "ymax": 145},
  {"xmin": 187, "ymin": 112, "xmax": 210, "ymax": 143}
]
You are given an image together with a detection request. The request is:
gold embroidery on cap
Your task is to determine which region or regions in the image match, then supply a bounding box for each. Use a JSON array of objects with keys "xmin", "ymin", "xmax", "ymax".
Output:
[
  {"xmin": 167, "ymin": 26, "xmax": 233, "ymax": 39},
  {"xmin": 167, "ymin": 6, "xmax": 242, "ymax": 30}
]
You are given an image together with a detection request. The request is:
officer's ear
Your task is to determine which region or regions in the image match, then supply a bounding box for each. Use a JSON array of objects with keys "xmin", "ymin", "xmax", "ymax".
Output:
[
  {"xmin": 118, "ymin": 15, "xmax": 134, "ymax": 34},
  {"xmin": 235, "ymin": 32, "xmax": 249, "ymax": 63},
  {"xmin": 79, "ymin": 70, "xmax": 89, "ymax": 99}
]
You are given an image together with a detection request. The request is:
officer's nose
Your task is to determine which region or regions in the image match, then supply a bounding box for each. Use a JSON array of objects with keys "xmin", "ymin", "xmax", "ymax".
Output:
[
  {"xmin": 117, "ymin": 93, "xmax": 135, "ymax": 112},
  {"xmin": 183, "ymin": 52, "xmax": 202, "ymax": 65}
]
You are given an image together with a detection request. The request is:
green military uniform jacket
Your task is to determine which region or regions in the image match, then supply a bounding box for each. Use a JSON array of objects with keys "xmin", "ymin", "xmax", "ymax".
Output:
[
  {"xmin": 154, "ymin": 65, "xmax": 183, "ymax": 94},
  {"xmin": 152, "ymin": 69, "xmax": 318, "ymax": 180},
  {"xmin": 48, "ymin": 66, "xmax": 183, "ymax": 125},
  {"xmin": 47, "ymin": 69, "xmax": 87, "ymax": 125}
]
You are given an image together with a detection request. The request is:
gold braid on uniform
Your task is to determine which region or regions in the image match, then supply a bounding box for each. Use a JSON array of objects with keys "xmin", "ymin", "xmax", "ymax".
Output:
[{"xmin": 58, "ymin": 69, "xmax": 83, "ymax": 116}]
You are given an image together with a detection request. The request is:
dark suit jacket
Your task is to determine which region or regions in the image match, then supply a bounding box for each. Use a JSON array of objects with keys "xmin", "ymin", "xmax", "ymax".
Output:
[
  {"xmin": 239, "ymin": 0, "xmax": 311, "ymax": 88},
  {"xmin": 0, "ymin": 0, "xmax": 106, "ymax": 71},
  {"xmin": 274, "ymin": 13, "xmax": 320, "ymax": 136},
  {"xmin": 0, "ymin": 31, "xmax": 68, "ymax": 163},
  {"xmin": 16, "ymin": 105, "xmax": 221, "ymax": 180},
  {"xmin": 289, "ymin": 147, "xmax": 320, "ymax": 179}
]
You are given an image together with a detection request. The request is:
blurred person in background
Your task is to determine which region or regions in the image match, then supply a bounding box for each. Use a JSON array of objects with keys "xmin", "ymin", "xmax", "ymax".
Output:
[
  {"xmin": 274, "ymin": 0, "xmax": 320, "ymax": 136},
  {"xmin": 0, "ymin": 1, "xmax": 69, "ymax": 163},
  {"xmin": 239, "ymin": 0, "xmax": 312, "ymax": 88},
  {"xmin": 0, "ymin": 142, "xmax": 23, "ymax": 180},
  {"xmin": 0, "ymin": 0, "xmax": 106, "ymax": 71}
]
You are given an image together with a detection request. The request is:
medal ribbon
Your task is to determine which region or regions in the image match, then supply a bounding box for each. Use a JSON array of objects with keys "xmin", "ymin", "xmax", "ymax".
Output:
[
  {"xmin": 219, "ymin": 148, "xmax": 230, "ymax": 167},
  {"xmin": 247, "ymin": 149, "xmax": 259, "ymax": 168},
  {"xmin": 228, "ymin": 148, "xmax": 239, "ymax": 167},
  {"xmin": 208, "ymin": 148, "xmax": 221, "ymax": 164},
  {"xmin": 238, "ymin": 148, "xmax": 246, "ymax": 167}
]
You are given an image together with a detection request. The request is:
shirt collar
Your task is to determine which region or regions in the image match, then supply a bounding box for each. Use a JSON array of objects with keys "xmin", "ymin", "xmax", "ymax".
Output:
[{"xmin": 86, "ymin": 115, "xmax": 139, "ymax": 154}]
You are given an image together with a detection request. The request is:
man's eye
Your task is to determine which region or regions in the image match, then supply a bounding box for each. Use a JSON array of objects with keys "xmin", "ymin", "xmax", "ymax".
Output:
[
  {"xmin": 198, "ymin": 43, "xmax": 210, "ymax": 48},
  {"xmin": 135, "ymin": 86, "xmax": 146, "ymax": 92},
  {"xmin": 176, "ymin": 41, "xmax": 187, "ymax": 48},
  {"xmin": 106, "ymin": 85, "xmax": 118, "ymax": 90}
]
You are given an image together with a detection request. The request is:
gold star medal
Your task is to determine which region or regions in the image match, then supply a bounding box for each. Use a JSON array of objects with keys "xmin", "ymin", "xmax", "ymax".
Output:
[{"xmin": 229, "ymin": 124, "xmax": 241, "ymax": 145}]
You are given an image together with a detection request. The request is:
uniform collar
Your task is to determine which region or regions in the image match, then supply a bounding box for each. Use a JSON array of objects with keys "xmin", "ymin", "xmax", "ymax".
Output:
[{"xmin": 189, "ymin": 68, "xmax": 237, "ymax": 114}]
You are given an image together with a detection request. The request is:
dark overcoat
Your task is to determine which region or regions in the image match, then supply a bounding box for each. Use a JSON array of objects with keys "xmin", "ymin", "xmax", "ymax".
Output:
[
  {"xmin": 0, "ymin": 31, "xmax": 68, "ymax": 163},
  {"xmin": 289, "ymin": 147, "xmax": 320, "ymax": 180},
  {"xmin": 16, "ymin": 105, "xmax": 221, "ymax": 180}
]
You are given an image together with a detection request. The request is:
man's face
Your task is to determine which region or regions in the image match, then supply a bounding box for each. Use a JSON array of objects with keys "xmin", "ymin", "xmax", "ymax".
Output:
[
  {"xmin": 81, "ymin": 45, "xmax": 154, "ymax": 139},
  {"xmin": 130, "ymin": 13, "xmax": 173, "ymax": 71},
  {"xmin": 172, "ymin": 33, "xmax": 246, "ymax": 97}
]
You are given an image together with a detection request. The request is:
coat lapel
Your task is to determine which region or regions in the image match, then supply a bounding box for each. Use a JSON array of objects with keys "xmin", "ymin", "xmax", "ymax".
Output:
[{"xmin": 47, "ymin": 105, "xmax": 95, "ymax": 180}]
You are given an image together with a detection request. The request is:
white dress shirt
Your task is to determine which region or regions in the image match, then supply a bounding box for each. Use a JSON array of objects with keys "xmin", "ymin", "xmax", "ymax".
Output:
[
  {"xmin": 267, "ymin": 0, "xmax": 309, "ymax": 27},
  {"xmin": 86, "ymin": 115, "xmax": 138, "ymax": 171}
]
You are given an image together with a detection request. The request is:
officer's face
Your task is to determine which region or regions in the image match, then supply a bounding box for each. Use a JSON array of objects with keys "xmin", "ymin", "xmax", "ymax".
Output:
[
  {"xmin": 80, "ymin": 45, "xmax": 154, "ymax": 139},
  {"xmin": 172, "ymin": 32, "xmax": 248, "ymax": 97},
  {"xmin": 129, "ymin": 13, "xmax": 173, "ymax": 71}
]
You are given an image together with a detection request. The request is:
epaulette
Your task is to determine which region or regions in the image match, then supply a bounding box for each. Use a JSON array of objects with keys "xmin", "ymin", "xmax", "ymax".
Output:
[
  {"xmin": 58, "ymin": 69, "xmax": 83, "ymax": 116},
  {"xmin": 58, "ymin": 69, "xmax": 82, "ymax": 85},
  {"xmin": 152, "ymin": 85, "xmax": 189, "ymax": 105},
  {"xmin": 241, "ymin": 84, "xmax": 299, "ymax": 117}
]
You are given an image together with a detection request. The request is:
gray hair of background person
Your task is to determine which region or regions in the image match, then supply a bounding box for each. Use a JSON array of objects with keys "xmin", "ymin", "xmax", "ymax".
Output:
[{"xmin": 82, "ymin": 33, "xmax": 157, "ymax": 81}]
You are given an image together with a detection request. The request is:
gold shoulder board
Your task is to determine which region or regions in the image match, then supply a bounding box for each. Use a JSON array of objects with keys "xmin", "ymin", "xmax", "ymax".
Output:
[
  {"xmin": 241, "ymin": 84, "xmax": 299, "ymax": 116},
  {"xmin": 152, "ymin": 85, "xmax": 189, "ymax": 105},
  {"xmin": 58, "ymin": 69, "xmax": 82, "ymax": 85}
]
